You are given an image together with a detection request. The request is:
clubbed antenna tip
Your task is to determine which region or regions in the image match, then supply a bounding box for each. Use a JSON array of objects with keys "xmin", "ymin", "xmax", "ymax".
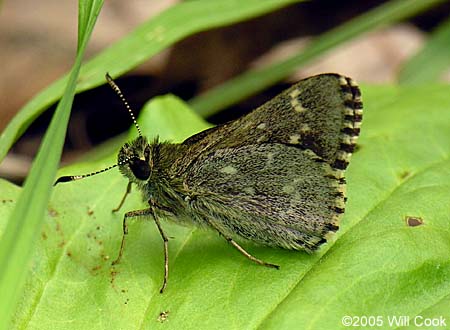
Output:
[{"xmin": 54, "ymin": 176, "xmax": 76, "ymax": 186}]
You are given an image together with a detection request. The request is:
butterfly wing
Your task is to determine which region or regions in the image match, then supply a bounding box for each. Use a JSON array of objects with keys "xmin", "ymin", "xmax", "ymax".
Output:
[
  {"xmin": 184, "ymin": 143, "xmax": 346, "ymax": 251},
  {"xmin": 179, "ymin": 73, "xmax": 362, "ymax": 250},
  {"xmin": 183, "ymin": 74, "xmax": 361, "ymax": 162}
]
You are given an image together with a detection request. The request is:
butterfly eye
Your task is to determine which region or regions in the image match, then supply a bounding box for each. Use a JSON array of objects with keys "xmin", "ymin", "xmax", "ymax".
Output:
[{"xmin": 129, "ymin": 158, "xmax": 150, "ymax": 180}]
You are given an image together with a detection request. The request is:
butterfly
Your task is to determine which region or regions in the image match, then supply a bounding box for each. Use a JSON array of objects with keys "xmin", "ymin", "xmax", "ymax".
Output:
[{"xmin": 56, "ymin": 73, "xmax": 362, "ymax": 292}]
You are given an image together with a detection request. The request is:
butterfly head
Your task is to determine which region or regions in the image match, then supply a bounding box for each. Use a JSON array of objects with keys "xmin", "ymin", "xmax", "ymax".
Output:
[{"xmin": 118, "ymin": 136, "xmax": 154, "ymax": 182}]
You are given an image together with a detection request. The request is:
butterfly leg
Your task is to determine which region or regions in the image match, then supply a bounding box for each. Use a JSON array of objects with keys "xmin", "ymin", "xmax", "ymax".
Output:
[
  {"xmin": 147, "ymin": 199, "xmax": 173, "ymax": 293},
  {"xmin": 111, "ymin": 208, "xmax": 152, "ymax": 266},
  {"xmin": 112, "ymin": 181, "xmax": 132, "ymax": 212},
  {"xmin": 111, "ymin": 206, "xmax": 170, "ymax": 293},
  {"xmin": 152, "ymin": 212, "xmax": 169, "ymax": 294},
  {"xmin": 208, "ymin": 221, "xmax": 279, "ymax": 269}
]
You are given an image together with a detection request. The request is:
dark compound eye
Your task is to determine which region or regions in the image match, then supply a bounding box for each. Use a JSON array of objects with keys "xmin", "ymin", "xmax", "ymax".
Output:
[{"xmin": 129, "ymin": 158, "xmax": 150, "ymax": 180}]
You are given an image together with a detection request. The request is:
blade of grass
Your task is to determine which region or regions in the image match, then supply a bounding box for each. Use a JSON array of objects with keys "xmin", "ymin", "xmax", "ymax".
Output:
[
  {"xmin": 0, "ymin": 1, "xmax": 104, "ymax": 329},
  {"xmin": 0, "ymin": 0, "xmax": 302, "ymax": 162},
  {"xmin": 399, "ymin": 15, "xmax": 450, "ymax": 84},
  {"xmin": 189, "ymin": 0, "xmax": 447, "ymax": 117}
]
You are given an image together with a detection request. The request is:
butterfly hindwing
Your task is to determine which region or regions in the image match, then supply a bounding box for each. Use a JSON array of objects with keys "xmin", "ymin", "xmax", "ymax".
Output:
[{"xmin": 185, "ymin": 143, "xmax": 345, "ymax": 251}]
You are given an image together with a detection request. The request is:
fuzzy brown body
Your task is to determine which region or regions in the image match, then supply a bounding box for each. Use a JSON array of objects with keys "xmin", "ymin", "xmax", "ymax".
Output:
[{"xmin": 118, "ymin": 73, "xmax": 363, "ymax": 253}]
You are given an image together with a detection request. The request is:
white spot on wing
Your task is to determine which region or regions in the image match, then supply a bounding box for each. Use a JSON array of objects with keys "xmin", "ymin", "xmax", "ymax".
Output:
[
  {"xmin": 257, "ymin": 123, "xmax": 266, "ymax": 129},
  {"xmin": 289, "ymin": 89, "xmax": 300, "ymax": 98},
  {"xmin": 282, "ymin": 185, "xmax": 295, "ymax": 194},
  {"xmin": 289, "ymin": 89, "xmax": 306, "ymax": 113},
  {"xmin": 291, "ymin": 98, "xmax": 306, "ymax": 113},
  {"xmin": 243, "ymin": 187, "xmax": 255, "ymax": 195},
  {"xmin": 220, "ymin": 165, "xmax": 237, "ymax": 175},
  {"xmin": 289, "ymin": 134, "xmax": 301, "ymax": 144},
  {"xmin": 344, "ymin": 107, "xmax": 354, "ymax": 115},
  {"xmin": 300, "ymin": 124, "xmax": 310, "ymax": 133},
  {"xmin": 349, "ymin": 78, "xmax": 358, "ymax": 87},
  {"xmin": 257, "ymin": 135, "xmax": 266, "ymax": 143}
]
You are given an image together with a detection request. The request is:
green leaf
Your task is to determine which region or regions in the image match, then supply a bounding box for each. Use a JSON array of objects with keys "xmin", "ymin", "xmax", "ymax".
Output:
[
  {"xmin": 189, "ymin": 0, "xmax": 447, "ymax": 117},
  {"xmin": 0, "ymin": 1, "xmax": 104, "ymax": 329},
  {"xmin": 399, "ymin": 15, "xmax": 450, "ymax": 84},
  {"xmin": 1, "ymin": 84, "xmax": 449, "ymax": 329},
  {"xmin": 0, "ymin": 0, "xmax": 302, "ymax": 162}
]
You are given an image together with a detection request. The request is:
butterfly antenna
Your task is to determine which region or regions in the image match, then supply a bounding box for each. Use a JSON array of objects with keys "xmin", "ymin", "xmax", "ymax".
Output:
[
  {"xmin": 54, "ymin": 156, "xmax": 133, "ymax": 186},
  {"xmin": 54, "ymin": 164, "xmax": 120, "ymax": 186},
  {"xmin": 105, "ymin": 73, "xmax": 142, "ymax": 137}
]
